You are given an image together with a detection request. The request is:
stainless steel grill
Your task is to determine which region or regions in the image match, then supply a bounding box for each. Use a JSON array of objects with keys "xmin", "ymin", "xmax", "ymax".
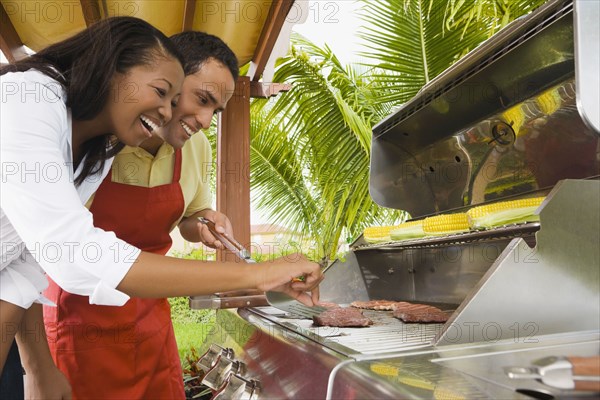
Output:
[{"xmin": 192, "ymin": 1, "xmax": 600, "ymax": 398}]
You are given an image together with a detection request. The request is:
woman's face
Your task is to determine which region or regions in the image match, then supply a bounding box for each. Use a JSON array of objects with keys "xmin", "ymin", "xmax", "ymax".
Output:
[
  {"xmin": 107, "ymin": 57, "xmax": 184, "ymax": 147},
  {"xmin": 157, "ymin": 58, "xmax": 235, "ymax": 149}
]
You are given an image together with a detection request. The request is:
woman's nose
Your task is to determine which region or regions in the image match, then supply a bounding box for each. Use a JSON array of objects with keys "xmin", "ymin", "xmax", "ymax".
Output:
[{"xmin": 159, "ymin": 102, "xmax": 173, "ymax": 126}]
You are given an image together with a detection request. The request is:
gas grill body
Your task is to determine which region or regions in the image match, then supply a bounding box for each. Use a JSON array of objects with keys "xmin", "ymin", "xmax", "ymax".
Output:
[{"xmin": 192, "ymin": 0, "xmax": 599, "ymax": 398}]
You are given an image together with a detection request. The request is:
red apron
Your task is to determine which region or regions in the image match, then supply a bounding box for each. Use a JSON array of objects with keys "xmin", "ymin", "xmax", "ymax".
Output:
[{"xmin": 44, "ymin": 149, "xmax": 185, "ymax": 399}]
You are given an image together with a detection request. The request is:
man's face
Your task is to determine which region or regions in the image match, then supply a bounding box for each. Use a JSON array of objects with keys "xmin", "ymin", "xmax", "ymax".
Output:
[{"xmin": 158, "ymin": 58, "xmax": 236, "ymax": 149}]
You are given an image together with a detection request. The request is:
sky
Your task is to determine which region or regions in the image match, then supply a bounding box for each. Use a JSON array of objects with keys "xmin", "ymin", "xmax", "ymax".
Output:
[{"xmin": 291, "ymin": 0, "xmax": 362, "ymax": 65}]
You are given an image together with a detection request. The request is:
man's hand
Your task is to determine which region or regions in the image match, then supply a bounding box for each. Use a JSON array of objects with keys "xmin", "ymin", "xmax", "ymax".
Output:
[{"xmin": 179, "ymin": 209, "xmax": 233, "ymax": 248}]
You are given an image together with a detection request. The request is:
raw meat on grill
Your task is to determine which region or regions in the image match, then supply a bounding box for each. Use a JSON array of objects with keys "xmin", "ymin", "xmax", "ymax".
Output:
[
  {"xmin": 350, "ymin": 300, "xmax": 399, "ymax": 310},
  {"xmin": 392, "ymin": 303, "xmax": 449, "ymax": 323},
  {"xmin": 313, "ymin": 307, "xmax": 373, "ymax": 327},
  {"xmin": 317, "ymin": 301, "xmax": 341, "ymax": 309},
  {"xmin": 391, "ymin": 302, "xmax": 443, "ymax": 313},
  {"xmin": 394, "ymin": 311, "xmax": 449, "ymax": 323}
]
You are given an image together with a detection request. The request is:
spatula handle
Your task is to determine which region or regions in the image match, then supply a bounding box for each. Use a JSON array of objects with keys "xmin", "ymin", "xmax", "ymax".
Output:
[{"xmin": 569, "ymin": 356, "xmax": 600, "ymax": 391}]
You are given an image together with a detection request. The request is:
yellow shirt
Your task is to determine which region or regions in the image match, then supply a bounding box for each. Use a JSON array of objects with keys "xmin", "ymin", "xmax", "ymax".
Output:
[{"xmin": 87, "ymin": 132, "xmax": 213, "ymax": 231}]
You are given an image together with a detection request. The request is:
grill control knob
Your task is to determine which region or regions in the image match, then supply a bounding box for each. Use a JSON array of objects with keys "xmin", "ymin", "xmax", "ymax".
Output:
[
  {"xmin": 201, "ymin": 356, "xmax": 232, "ymax": 390},
  {"xmin": 202, "ymin": 358, "xmax": 246, "ymax": 391},
  {"xmin": 212, "ymin": 374, "xmax": 260, "ymax": 400},
  {"xmin": 196, "ymin": 344, "xmax": 234, "ymax": 373}
]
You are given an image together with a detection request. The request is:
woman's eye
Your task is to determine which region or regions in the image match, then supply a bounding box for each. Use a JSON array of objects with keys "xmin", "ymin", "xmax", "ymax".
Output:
[{"xmin": 155, "ymin": 87, "xmax": 167, "ymax": 97}]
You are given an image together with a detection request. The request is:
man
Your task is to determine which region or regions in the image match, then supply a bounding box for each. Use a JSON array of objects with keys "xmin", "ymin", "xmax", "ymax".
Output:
[{"xmin": 42, "ymin": 31, "xmax": 239, "ymax": 399}]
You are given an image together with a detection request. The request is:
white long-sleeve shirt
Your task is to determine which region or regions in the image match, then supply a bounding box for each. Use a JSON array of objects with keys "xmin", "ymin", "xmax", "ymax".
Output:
[{"xmin": 1, "ymin": 69, "xmax": 140, "ymax": 308}]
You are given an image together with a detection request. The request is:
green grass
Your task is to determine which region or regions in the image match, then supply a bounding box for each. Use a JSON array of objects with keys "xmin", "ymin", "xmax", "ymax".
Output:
[
  {"xmin": 173, "ymin": 321, "xmax": 212, "ymax": 364},
  {"xmin": 169, "ymin": 297, "xmax": 216, "ymax": 365}
]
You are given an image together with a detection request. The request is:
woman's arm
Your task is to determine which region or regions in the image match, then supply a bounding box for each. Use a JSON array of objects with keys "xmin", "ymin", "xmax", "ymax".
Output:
[
  {"xmin": 118, "ymin": 252, "xmax": 321, "ymax": 306},
  {"xmin": 16, "ymin": 304, "xmax": 72, "ymax": 400}
]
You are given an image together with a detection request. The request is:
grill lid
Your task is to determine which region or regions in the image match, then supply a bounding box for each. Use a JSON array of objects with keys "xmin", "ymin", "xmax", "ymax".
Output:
[{"xmin": 369, "ymin": 0, "xmax": 599, "ymax": 217}]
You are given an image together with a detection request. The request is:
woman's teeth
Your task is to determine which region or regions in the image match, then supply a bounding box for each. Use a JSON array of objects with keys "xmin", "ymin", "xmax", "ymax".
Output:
[
  {"xmin": 180, "ymin": 121, "xmax": 195, "ymax": 138},
  {"xmin": 140, "ymin": 115, "xmax": 159, "ymax": 134}
]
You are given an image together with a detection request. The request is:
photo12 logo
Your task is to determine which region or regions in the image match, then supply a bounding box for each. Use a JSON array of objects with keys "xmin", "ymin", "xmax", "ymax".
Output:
[{"xmin": 2, "ymin": 1, "xmax": 139, "ymax": 24}]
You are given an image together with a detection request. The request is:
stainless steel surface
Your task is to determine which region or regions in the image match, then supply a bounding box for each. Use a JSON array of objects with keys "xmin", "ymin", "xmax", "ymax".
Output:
[
  {"xmin": 433, "ymin": 332, "xmax": 600, "ymax": 398},
  {"xmin": 370, "ymin": 0, "xmax": 600, "ymax": 217},
  {"xmin": 329, "ymin": 331, "xmax": 599, "ymax": 400},
  {"xmin": 436, "ymin": 179, "xmax": 600, "ymax": 346},
  {"xmin": 574, "ymin": 0, "xmax": 600, "ymax": 132},
  {"xmin": 196, "ymin": 308, "xmax": 365, "ymax": 399},
  {"xmin": 320, "ymin": 234, "xmax": 523, "ymax": 307}
]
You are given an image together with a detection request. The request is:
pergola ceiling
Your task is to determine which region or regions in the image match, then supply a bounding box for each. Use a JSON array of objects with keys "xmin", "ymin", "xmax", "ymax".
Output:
[{"xmin": 0, "ymin": 0, "xmax": 297, "ymax": 86}]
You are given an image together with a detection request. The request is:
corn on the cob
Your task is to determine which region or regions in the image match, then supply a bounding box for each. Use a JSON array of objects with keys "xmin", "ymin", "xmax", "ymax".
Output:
[
  {"xmin": 536, "ymin": 87, "xmax": 562, "ymax": 116},
  {"xmin": 363, "ymin": 225, "xmax": 398, "ymax": 243},
  {"xmin": 390, "ymin": 220, "xmax": 425, "ymax": 240},
  {"xmin": 467, "ymin": 197, "xmax": 545, "ymax": 229},
  {"xmin": 502, "ymin": 104, "xmax": 525, "ymax": 136},
  {"xmin": 370, "ymin": 363, "xmax": 399, "ymax": 377},
  {"xmin": 422, "ymin": 213, "xmax": 470, "ymax": 235}
]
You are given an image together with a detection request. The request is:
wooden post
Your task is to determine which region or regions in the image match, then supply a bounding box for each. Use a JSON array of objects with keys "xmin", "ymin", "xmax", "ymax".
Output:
[{"xmin": 216, "ymin": 76, "xmax": 251, "ymax": 262}]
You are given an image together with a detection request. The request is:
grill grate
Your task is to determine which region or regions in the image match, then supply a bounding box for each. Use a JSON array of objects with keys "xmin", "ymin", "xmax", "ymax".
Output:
[{"xmin": 251, "ymin": 307, "xmax": 451, "ymax": 357}]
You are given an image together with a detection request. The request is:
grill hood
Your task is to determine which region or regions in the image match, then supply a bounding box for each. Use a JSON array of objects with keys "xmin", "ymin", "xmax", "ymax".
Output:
[{"xmin": 369, "ymin": 0, "xmax": 600, "ymax": 218}]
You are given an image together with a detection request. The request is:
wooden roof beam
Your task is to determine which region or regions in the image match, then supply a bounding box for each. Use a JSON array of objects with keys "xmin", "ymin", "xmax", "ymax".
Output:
[
  {"xmin": 249, "ymin": 0, "xmax": 295, "ymax": 82},
  {"xmin": 182, "ymin": 0, "xmax": 196, "ymax": 31},
  {"xmin": 250, "ymin": 82, "xmax": 292, "ymax": 98},
  {"xmin": 0, "ymin": 3, "xmax": 28, "ymax": 62},
  {"xmin": 80, "ymin": 0, "xmax": 101, "ymax": 26}
]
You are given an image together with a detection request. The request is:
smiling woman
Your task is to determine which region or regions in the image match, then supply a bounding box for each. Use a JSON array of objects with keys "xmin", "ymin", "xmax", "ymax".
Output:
[{"xmin": 0, "ymin": 16, "xmax": 322, "ymax": 399}]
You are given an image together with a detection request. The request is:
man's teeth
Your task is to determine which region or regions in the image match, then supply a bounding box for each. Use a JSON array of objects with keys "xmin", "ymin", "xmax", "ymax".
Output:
[
  {"xmin": 140, "ymin": 115, "xmax": 159, "ymax": 132},
  {"xmin": 180, "ymin": 121, "xmax": 195, "ymax": 137}
]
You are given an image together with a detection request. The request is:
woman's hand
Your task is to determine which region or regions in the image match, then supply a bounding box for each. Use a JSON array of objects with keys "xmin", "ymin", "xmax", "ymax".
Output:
[
  {"xmin": 25, "ymin": 365, "xmax": 72, "ymax": 400},
  {"xmin": 255, "ymin": 253, "xmax": 323, "ymax": 306}
]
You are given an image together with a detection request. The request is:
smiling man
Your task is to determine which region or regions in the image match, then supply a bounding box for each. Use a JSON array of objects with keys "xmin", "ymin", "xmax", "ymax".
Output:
[{"xmin": 42, "ymin": 31, "xmax": 239, "ymax": 399}]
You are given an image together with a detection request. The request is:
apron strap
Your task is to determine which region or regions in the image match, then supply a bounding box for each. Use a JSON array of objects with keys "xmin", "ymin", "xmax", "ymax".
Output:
[{"xmin": 172, "ymin": 149, "xmax": 182, "ymax": 183}]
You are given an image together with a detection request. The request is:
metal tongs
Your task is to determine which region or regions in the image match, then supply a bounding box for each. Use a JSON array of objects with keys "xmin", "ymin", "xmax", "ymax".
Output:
[
  {"xmin": 197, "ymin": 217, "xmax": 327, "ymax": 319},
  {"xmin": 505, "ymin": 356, "xmax": 600, "ymax": 390},
  {"xmin": 197, "ymin": 217, "xmax": 255, "ymax": 263}
]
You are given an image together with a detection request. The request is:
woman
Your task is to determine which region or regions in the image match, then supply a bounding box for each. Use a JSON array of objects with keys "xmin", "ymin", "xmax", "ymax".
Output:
[
  {"xmin": 0, "ymin": 16, "xmax": 321, "ymax": 395},
  {"xmin": 43, "ymin": 31, "xmax": 239, "ymax": 399}
]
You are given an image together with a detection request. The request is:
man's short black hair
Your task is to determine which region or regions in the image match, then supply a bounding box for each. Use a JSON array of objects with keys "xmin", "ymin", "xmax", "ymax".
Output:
[{"xmin": 170, "ymin": 31, "xmax": 239, "ymax": 80}]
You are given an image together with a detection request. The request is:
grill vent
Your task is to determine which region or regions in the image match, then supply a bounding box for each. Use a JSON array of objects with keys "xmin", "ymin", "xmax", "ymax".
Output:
[{"xmin": 375, "ymin": 0, "xmax": 573, "ymax": 137}]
